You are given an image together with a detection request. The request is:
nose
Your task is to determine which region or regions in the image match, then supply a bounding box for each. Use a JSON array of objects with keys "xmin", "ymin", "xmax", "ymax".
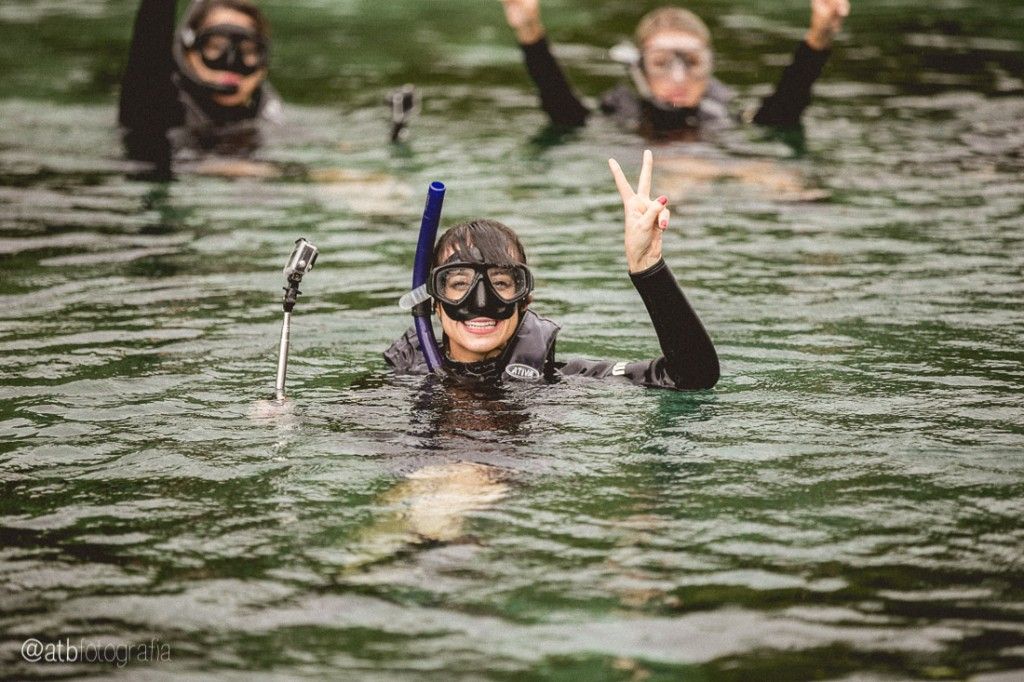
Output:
[{"xmin": 669, "ymin": 61, "xmax": 687, "ymax": 83}]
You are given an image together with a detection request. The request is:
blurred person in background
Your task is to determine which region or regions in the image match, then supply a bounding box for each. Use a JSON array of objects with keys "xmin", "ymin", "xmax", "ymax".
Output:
[
  {"xmin": 118, "ymin": 0, "xmax": 281, "ymax": 176},
  {"xmin": 499, "ymin": 0, "xmax": 850, "ymax": 138}
]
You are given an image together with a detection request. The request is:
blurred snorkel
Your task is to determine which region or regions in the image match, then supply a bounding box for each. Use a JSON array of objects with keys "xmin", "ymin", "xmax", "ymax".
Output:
[
  {"xmin": 172, "ymin": 0, "xmax": 270, "ymax": 97},
  {"xmin": 275, "ymin": 238, "xmax": 319, "ymax": 399},
  {"xmin": 385, "ymin": 84, "xmax": 420, "ymax": 144},
  {"xmin": 398, "ymin": 182, "xmax": 446, "ymax": 372}
]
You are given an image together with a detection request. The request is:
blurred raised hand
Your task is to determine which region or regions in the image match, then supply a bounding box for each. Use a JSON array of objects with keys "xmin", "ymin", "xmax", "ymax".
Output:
[
  {"xmin": 807, "ymin": 0, "xmax": 850, "ymax": 50},
  {"xmin": 500, "ymin": 0, "xmax": 545, "ymax": 44}
]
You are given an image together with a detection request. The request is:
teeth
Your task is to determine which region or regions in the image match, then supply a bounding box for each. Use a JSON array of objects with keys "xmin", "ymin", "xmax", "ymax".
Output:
[{"xmin": 465, "ymin": 320, "xmax": 496, "ymax": 328}]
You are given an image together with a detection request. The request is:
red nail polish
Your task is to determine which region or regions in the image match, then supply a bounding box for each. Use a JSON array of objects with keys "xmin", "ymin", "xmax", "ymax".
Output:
[
  {"xmin": 657, "ymin": 196, "xmax": 668, "ymax": 205},
  {"xmin": 660, "ymin": 219, "xmax": 668, "ymax": 228}
]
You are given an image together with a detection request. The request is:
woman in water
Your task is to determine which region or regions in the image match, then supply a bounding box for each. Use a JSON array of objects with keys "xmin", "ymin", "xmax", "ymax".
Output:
[
  {"xmin": 385, "ymin": 150, "xmax": 720, "ymax": 391},
  {"xmin": 118, "ymin": 0, "xmax": 282, "ymax": 175},
  {"xmin": 499, "ymin": 0, "xmax": 850, "ymax": 136}
]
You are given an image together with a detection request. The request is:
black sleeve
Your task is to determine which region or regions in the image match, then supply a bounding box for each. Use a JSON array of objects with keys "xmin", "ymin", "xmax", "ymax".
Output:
[
  {"xmin": 752, "ymin": 41, "xmax": 831, "ymax": 128},
  {"xmin": 519, "ymin": 36, "xmax": 590, "ymax": 128},
  {"xmin": 554, "ymin": 259, "xmax": 720, "ymax": 390},
  {"xmin": 118, "ymin": 0, "xmax": 183, "ymax": 163}
]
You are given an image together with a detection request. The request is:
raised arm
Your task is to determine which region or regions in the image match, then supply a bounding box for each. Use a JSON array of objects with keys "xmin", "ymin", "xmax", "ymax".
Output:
[
  {"xmin": 573, "ymin": 150, "xmax": 720, "ymax": 390},
  {"xmin": 752, "ymin": 0, "xmax": 850, "ymax": 128},
  {"xmin": 500, "ymin": 0, "xmax": 589, "ymax": 127},
  {"xmin": 119, "ymin": 0, "xmax": 183, "ymax": 163}
]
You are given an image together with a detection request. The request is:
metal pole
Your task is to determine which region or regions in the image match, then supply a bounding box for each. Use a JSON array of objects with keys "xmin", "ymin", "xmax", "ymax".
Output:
[
  {"xmin": 275, "ymin": 311, "xmax": 291, "ymax": 400},
  {"xmin": 273, "ymin": 237, "xmax": 317, "ymax": 399}
]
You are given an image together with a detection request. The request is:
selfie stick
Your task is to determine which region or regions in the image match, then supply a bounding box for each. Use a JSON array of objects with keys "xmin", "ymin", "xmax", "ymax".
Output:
[{"xmin": 276, "ymin": 238, "xmax": 319, "ymax": 399}]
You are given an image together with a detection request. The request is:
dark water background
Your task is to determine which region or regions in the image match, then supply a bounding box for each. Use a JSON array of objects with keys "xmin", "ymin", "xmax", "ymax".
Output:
[{"xmin": 1, "ymin": 0, "xmax": 1023, "ymax": 679}]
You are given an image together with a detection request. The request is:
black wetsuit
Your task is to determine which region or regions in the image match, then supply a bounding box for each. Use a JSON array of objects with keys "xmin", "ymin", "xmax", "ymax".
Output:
[
  {"xmin": 519, "ymin": 36, "xmax": 831, "ymax": 133},
  {"xmin": 385, "ymin": 259, "xmax": 720, "ymax": 391},
  {"xmin": 118, "ymin": 0, "xmax": 282, "ymax": 171}
]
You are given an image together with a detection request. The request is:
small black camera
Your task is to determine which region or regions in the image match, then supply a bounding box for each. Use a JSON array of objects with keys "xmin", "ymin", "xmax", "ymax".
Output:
[{"xmin": 386, "ymin": 84, "xmax": 419, "ymax": 143}]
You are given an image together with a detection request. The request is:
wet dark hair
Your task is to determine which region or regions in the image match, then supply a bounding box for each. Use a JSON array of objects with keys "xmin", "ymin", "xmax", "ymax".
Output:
[
  {"xmin": 432, "ymin": 219, "xmax": 528, "ymax": 268},
  {"xmin": 189, "ymin": 0, "xmax": 270, "ymax": 38}
]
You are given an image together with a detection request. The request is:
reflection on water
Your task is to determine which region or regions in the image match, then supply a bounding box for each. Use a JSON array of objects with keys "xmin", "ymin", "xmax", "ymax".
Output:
[{"xmin": 1, "ymin": 0, "xmax": 1023, "ymax": 678}]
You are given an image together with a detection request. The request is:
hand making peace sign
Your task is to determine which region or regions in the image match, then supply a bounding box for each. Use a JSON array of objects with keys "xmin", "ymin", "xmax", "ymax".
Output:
[{"xmin": 609, "ymin": 150, "xmax": 671, "ymax": 274}]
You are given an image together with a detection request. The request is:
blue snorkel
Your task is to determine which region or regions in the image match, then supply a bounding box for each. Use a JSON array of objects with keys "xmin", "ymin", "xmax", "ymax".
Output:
[{"xmin": 399, "ymin": 181, "xmax": 446, "ymax": 372}]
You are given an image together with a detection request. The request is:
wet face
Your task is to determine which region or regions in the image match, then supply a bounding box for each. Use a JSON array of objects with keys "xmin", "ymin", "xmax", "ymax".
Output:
[
  {"xmin": 642, "ymin": 30, "xmax": 711, "ymax": 108},
  {"xmin": 185, "ymin": 7, "xmax": 267, "ymax": 107},
  {"xmin": 435, "ymin": 246, "xmax": 523, "ymax": 364}
]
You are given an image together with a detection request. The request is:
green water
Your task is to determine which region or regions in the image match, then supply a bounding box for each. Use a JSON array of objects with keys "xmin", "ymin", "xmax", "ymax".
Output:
[{"xmin": 1, "ymin": 0, "xmax": 1023, "ymax": 679}]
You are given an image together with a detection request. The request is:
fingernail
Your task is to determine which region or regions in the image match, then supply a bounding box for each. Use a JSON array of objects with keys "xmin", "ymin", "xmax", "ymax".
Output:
[
  {"xmin": 657, "ymin": 196, "xmax": 668, "ymax": 205},
  {"xmin": 660, "ymin": 219, "xmax": 668, "ymax": 228}
]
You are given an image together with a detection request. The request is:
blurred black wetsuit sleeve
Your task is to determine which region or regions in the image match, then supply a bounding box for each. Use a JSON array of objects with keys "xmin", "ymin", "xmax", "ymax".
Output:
[
  {"xmin": 554, "ymin": 260, "xmax": 720, "ymax": 390},
  {"xmin": 520, "ymin": 36, "xmax": 590, "ymax": 127},
  {"xmin": 119, "ymin": 0, "xmax": 183, "ymax": 167},
  {"xmin": 752, "ymin": 41, "xmax": 831, "ymax": 127}
]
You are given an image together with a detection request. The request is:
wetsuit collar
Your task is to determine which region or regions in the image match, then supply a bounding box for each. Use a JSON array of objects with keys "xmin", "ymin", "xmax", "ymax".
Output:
[{"xmin": 639, "ymin": 97, "xmax": 702, "ymax": 135}]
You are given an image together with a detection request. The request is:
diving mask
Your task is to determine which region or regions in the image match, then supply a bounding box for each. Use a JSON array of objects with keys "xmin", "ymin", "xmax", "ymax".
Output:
[
  {"xmin": 427, "ymin": 261, "xmax": 533, "ymax": 322},
  {"xmin": 610, "ymin": 34, "xmax": 713, "ymax": 105},
  {"xmin": 189, "ymin": 23, "xmax": 268, "ymax": 76}
]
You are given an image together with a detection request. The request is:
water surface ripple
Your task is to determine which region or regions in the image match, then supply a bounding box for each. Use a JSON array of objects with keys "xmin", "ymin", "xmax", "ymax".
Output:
[{"xmin": 1, "ymin": 0, "xmax": 1023, "ymax": 679}]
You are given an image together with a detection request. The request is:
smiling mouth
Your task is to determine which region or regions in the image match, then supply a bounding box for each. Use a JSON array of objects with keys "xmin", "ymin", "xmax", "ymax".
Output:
[{"xmin": 462, "ymin": 318, "xmax": 498, "ymax": 334}]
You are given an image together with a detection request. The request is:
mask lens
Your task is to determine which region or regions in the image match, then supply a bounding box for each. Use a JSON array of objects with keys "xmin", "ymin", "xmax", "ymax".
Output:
[
  {"xmin": 239, "ymin": 39, "xmax": 261, "ymax": 68},
  {"xmin": 200, "ymin": 34, "xmax": 231, "ymax": 62},
  {"xmin": 437, "ymin": 266, "xmax": 478, "ymax": 304},
  {"xmin": 486, "ymin": 266, "xmax": 528, "ymax": 302}
]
